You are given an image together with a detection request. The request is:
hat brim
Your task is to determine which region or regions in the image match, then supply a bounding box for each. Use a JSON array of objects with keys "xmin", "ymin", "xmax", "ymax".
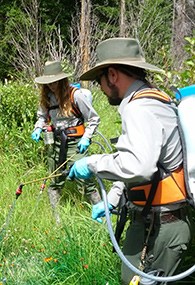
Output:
[
  {"xmin": 35, "ymin": 72, "xmax": 72, "ymax": 84},
  {"xmin": 80, "ymin": 60, "xmax": 164, "ymax": 81}
]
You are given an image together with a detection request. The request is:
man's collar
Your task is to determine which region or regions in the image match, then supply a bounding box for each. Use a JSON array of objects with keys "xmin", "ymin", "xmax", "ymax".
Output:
[{"xmin": 118, "ymin": 80, "xmax": 148, "ymax": 114}]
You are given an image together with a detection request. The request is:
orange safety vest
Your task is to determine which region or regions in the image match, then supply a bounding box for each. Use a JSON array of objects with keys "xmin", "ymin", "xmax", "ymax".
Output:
[{"xmin": 128, "ymin": 89, "xmax": 187, "ymax": 207}]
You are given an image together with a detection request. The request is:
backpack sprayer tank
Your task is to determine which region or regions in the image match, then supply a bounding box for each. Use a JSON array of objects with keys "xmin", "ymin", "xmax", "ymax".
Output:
[{"xmin": 176, "ymin": 85, "xmax": 195, "ymax": 204}]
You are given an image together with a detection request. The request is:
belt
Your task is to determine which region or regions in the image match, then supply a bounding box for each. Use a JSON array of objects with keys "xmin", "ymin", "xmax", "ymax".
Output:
[
  {"xmin": 132, "ymin": 208, "xmax": 187, "ymax": 224},
  {"xmin": 156, "ymin": 209, "xmax": 183, "ymax": 224},
  {"xmin": 54, "ymin": 125, "xmax": 84, "ymax": 139}
]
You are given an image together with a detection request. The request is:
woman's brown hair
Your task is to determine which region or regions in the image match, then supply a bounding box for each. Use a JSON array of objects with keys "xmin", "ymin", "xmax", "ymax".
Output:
[{"xmin": 39, "ymin": 78, "xmax": 73, "ymax": 116}]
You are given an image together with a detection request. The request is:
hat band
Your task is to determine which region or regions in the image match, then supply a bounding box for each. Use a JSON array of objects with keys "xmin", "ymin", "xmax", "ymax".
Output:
[
  {"xmin": 96, "ymin": 56, "xmax": 145, "ymax": 64},
  {"xmin": 42, "ymin": 72, "xmax": 65, "ymax": 77}
]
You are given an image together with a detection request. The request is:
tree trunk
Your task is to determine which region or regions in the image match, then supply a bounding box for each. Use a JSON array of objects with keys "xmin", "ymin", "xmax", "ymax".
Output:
[
  {"xmin": 80, "ymin": 0, "xmax": 91, "ymax": 88},
  {"xmin": 171, "ymin": 0, "xmax": 195, "ymax": 69},
  {"xmin": 119, "ymin": 0, "xmax": 127, "ymax": 37}
]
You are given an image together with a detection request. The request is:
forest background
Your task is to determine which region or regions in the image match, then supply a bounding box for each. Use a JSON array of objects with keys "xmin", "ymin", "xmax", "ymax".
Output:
[{"xmin": 0, "ymin": 0, "xmax": 195, "ymax": 284}]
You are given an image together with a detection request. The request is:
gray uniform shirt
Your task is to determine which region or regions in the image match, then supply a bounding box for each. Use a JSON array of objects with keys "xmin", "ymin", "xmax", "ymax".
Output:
[
  {"xmin": 87, "ymin": 80, "xmax": 183, "ymax": 210},
  {"xmin": 34, "ymin": 88, "xmax": 100, "ymax": 139}
]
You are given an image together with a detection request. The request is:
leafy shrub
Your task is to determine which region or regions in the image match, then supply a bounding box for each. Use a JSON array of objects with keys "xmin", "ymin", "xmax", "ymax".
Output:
[
  {"xmin": 174, "ymin": 36, "xmax": 195, "ymax": 86},
  {"xmin": 153, "ymin": 36, "xmax": 195, "ymax": 94},
  {"xmin": 0, "ymin": 82, "xmax": 44, "ymax": 166},
  {"xmin": 0, "ymin": 82, "xmax": 38, "ymax": 129}
]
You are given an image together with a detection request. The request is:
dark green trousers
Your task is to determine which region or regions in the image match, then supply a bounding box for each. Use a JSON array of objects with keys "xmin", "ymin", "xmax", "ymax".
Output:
[
  {"xmin": 46, "ymin": 136, "xmax": 100, "ymax": 219},
  {"xmin": 121, "ymin": 208, "xmax": 193, "ymax": 285}
]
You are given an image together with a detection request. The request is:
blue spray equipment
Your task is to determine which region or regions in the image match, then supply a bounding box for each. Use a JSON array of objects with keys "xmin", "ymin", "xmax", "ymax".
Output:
[
  {"xmin": 175, "ymin": 84, "xmax": 195, "ymax": 100},
  {"xmin": 71, "ymin": 82, "xmax": 81, "ymax": 89}
]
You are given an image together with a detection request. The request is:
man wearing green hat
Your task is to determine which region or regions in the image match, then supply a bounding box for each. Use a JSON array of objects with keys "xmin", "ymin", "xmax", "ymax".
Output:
[{"xmin": 68, "ymin": 38, "xmax": 193, "ymax": 284}]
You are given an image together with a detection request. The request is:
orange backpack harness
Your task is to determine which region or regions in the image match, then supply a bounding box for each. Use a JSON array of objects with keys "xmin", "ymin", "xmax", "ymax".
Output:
[
  {"xmin": 127, "ymin": 89, "xmax": 187, "ymax": 213},
  {"xmin": 66, "ymin": 86, "xmax": 85, "ymax": 137},
  {"xmin": 48, "ymin": 86, "xmax": 85, "ymax": 137}
]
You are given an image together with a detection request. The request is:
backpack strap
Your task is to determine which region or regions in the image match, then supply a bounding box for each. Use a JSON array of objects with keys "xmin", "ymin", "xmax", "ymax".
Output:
[
  {"xmin": 70, "ymin": 86, "xmax": 82, "ymax": 118},
  {"xmin": 131, "ymin": 88, "xmax": 172, "ymax": 104},
  {"xmin": 141, "ymin": 167, "xmax": 161, "ymax": 217},
  {"xmin": 113, "ymin": 191, "xmax": 128, "ymax": 251}
]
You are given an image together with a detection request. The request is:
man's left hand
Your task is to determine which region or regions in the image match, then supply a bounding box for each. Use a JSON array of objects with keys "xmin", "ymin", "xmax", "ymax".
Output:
[
  {"xmin": 68, "ymin": 157, "xmax": 93, "ymax": 179},
  {"xmin": 92, "ymin": 201, "xmax": 113, "ymax": 223}
]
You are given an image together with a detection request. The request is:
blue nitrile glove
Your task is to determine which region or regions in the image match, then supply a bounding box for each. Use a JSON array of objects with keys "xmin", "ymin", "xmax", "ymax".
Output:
[
  {"xmin": 92, "ymin": 201, "xmax": 113, "ymax": 223},
  {"xmin": 68, "ymin": 157, "xmax": 93, "ymax": 179},
  {"xmin": 77, "ymin": 137, "xmax": 91, "ymax": 154},
  {"xmin": 31, "ymin": 128, "xmax": 42, "ymax": 142}
]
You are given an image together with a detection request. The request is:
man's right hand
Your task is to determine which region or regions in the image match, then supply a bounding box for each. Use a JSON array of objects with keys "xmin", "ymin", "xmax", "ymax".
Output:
[
  {"xmin": 68, "ymin": 157, "xmax": 93, "ymax": 179},
  {"xmin": 31, "ymin": 128, "xmax": 42, "ymax": 142}
]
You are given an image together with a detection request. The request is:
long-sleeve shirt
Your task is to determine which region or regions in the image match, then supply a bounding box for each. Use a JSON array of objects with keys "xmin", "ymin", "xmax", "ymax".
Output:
[
  {"xmin": 34, "ymin": 88, "xmax": 100, "ymax": 139},
  {"xmin": 87, "ymin": 80, "xmax": 183, "ymax": 209}
]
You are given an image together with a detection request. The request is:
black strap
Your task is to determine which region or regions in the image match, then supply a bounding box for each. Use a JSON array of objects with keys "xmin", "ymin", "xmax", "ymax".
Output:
[
  {"xmin": 110, "ymin": 137, "xmax": 119, "ymax": 144},
  {"xmin": 170, "ymin": 85, "xmax": 182, "ymax": 101},
  {"xmin": 58, "ymin": 130, "xmax": 67, "ymax": 166},
  {"xmin": 48, "ymin": 104, "xmax": 59, "ymax": 111},
  {"xmin": 113, "ymin": 191, "xmax": 128, "ymax": 252},
  {"xmin": 127, "ymin": 189, "xmax": 146, "ymax": 201},
  {"xmin": 141, "ymin": 167, "xmax": 161, "ymax": 217}
]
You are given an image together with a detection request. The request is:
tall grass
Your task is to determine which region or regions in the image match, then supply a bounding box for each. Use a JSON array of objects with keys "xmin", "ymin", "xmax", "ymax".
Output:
[
  {"xmin": 0, "ymin": 150, "xmax": 122, "ymax": 284},
  {"xmin": 0, "ymin": 84, "xmax": 122, "ymax": 284}
]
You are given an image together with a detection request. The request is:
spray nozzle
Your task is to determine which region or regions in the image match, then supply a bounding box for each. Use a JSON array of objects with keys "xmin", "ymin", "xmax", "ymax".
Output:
[{"xmin": 16, "ymin": 184, "xmax": 24, "ymax": 199}]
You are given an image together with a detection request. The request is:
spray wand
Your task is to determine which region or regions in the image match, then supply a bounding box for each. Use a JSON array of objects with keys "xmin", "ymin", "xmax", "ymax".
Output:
[{"xmin": 15, "ymin": 151, "xmax": 77, "ymax": 198}]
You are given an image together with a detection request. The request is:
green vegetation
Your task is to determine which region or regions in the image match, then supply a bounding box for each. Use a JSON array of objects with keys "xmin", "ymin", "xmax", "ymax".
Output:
[{"xmin": 0, "ymin": 38, "xmax": 194, "ymax": 284}]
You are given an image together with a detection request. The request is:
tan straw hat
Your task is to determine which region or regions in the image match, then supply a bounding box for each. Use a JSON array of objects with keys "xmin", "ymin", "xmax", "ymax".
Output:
[
  {"xmin": 80, "ymin": 38, "xmax": 163, "ymax": 80},
  {"xmin": 35, "ymin": 61, "xmax": 72, "ymax": 84}
]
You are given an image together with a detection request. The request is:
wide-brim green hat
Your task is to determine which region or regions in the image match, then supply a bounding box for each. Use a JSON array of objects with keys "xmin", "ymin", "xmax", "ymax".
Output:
[
  {"xmin": 80, "ymin": 38, "xmax": 163, "ymax": 81},
  {"xmin": 35, "ymin": 61, "xmax": 72, "ymax": 84}
]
